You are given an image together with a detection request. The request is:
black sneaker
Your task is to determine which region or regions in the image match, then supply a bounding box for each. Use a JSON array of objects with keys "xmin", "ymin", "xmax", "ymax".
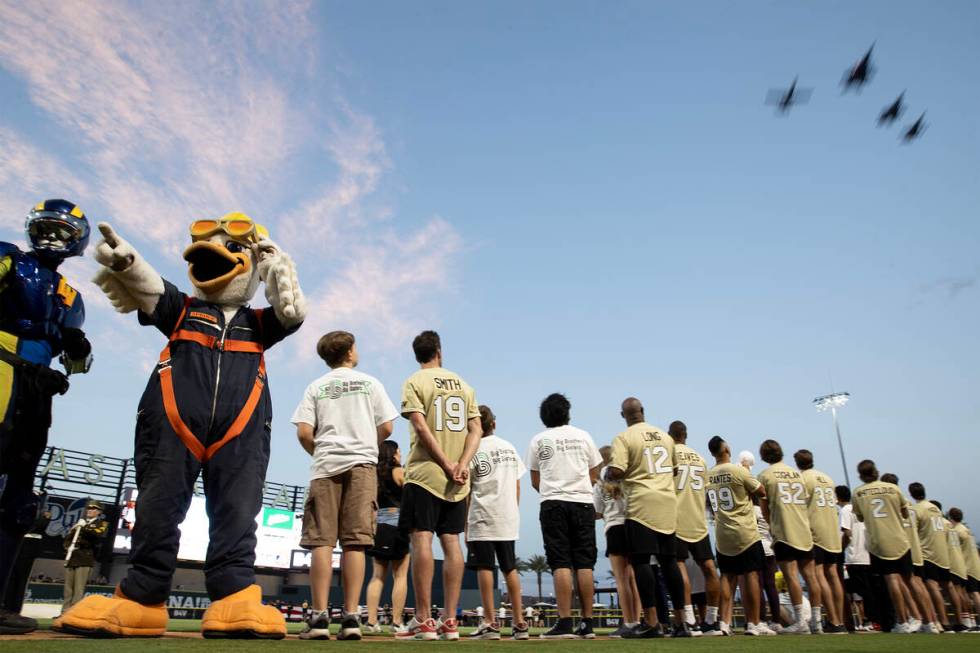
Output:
[
  {"xmin": 512, "ymin": 622, "xmax": 530, "ymax": 640},
  {"xmin": 701, "ymin": 622, "xmax": 723, "ymax": 637},
  {"xmin": 540, "ymin": 618, "xmax": 576, "ymax": 639},
  {"xmin": 824, "ymin": 624, "xmax": 848, "ymax": 635},
  {"xmin": 950, "ymin": 624, "xmax": 968, "ymax": 633},
  {"xmin": 623, "ymin": 622, "xmax": 666, "ymax": 639},
  {"xmin": 672, "ymin": 622, "xmax": 693, "ymax": 638},
  {"xmin": 299, "ymin": 610, "xmax": 331, "ymax": 640},
  {"xmin": 609, "ymin": 623, "xmax": 633, "ymax": 638},
  {"xmin": 338, "ymin": 613, "xmax": 363, "ymax": 640},
  {"xmin": 574, "ymin": 620, "xmax": 595, "ymax": 639},
  {"xmin": 0, "ymin": 610, "xmax": 37, "ymax": 635}
]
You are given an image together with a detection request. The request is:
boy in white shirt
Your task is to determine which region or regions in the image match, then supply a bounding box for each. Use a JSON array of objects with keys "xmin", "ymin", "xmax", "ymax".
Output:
[
  {"xmin": 466, "ymin": 406, "xmax": 529, "ymax": 640},
  {"xmin": 291, "ymin": 331, "xmax": 399, "ymax": 640}
]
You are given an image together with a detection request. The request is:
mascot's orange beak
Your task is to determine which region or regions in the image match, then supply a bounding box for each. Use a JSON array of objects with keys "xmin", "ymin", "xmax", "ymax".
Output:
[{"xmin": 183, "ymin": 241, "xmax": 251, "ymax": 295}]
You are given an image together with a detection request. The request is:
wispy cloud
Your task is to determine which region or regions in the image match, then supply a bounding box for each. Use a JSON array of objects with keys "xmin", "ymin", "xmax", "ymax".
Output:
[{"xmin": 0, "ymin": 0, "xmax": 463, "ymax": 364}]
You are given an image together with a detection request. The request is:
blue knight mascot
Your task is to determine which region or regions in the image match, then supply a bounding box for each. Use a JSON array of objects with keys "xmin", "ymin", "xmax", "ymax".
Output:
[
  {"xmin": 55, "ymin": 214, "xmax": 305, "ymax": 639},
  {"xmin": 0, "ymin": 200, "xmax": 92, "ymax": 635}
]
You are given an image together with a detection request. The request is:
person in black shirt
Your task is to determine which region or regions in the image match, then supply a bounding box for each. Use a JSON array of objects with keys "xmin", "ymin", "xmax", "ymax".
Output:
[{"xmin": 365, "ymin": 441, "xmax": 411, "ymax": 633}]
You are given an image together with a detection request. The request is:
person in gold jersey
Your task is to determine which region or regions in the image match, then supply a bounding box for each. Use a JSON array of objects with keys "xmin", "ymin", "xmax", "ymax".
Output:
[
  {"xmin": 794, "ymin": 450, "xmax": 846, "ymax": 634},
  {"xmin": 705, "ymin": 436, "xmax": 773, "ymax": 636},
  {"xmin": 852, "ymin": 460, "xmax": 915, "ymax": 634},
  {"xmin": 397, "ymin": 331, "xmax": 482, "ymax": 641},
  {"xmin": 670, "ymin": 421, "xmax": 722, "ymax": 636},
  {"xmin": 606, "ymin": 398, "xmax": 689, "ymax": 638},
  {"xmin": 948, "ymin": 508, "xmax": 980, "ymax": 631},
  {"xmin": 936, "ymin": 501, "xmax": 971, "ymax": 633},
  {"xmin": 908, "ymin": 482, "xmax": 965, "ymax": 633},
  {"xmin": 757, "ymin": 440, "xmax": 822, "ymax": 634}
]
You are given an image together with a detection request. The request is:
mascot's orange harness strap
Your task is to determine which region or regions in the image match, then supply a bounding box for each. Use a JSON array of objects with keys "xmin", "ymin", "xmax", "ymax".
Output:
[{"xmin": 158, "ymin": 298, "xmax": 266, "ymax": 463}]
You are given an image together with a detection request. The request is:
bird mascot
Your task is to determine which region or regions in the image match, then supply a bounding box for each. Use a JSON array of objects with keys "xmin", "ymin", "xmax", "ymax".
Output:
[
  {"xmin": 55, "ymin": 213, "xmax": 305, "ymax": 638},
  {"xmin": 0, "ymin": 200, "xmax": 92, "ymax": 635}
]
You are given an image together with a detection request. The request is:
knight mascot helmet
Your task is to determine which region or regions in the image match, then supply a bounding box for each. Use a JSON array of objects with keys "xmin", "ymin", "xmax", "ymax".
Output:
[{"xmin": 54, "ymin": 213, "xmax": 305, "ymax": 639}]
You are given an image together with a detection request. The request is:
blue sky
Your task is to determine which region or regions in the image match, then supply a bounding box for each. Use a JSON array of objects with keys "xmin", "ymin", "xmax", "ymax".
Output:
[{"xmin": 1, "ymin": 1, "xmax": 978, "ymax": 597}]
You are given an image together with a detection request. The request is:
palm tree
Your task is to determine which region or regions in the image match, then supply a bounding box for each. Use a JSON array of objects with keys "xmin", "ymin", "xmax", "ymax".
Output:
[{"xmin": 519, "ymin": 554, "xmax": 551, "ymax": 602}]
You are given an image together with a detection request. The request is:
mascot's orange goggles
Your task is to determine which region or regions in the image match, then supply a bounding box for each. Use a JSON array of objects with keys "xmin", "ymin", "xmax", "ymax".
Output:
[{"xmin": 190, "ymin": 215, "xmax": 267, "ymax": 243}]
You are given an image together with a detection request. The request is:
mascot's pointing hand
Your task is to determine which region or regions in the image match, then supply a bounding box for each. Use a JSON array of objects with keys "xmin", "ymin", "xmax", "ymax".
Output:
[
  {"xmin": 92, "ymin": 221, "xmax": 164, "ymax": 315},
  {"xmin": 255, "ymin": 239, "xmax": 306, "ymax": 327}
]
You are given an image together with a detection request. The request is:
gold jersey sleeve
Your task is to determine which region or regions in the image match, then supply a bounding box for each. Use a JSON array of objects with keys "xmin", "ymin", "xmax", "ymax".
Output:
[
  {"xmin": 608, "ymin": 422, "xmax": 677, "ymax": 534},
  {"xmin": 707, "ymin": 462, "xmax": 761, "ymax": 556},
  {"xmin": 674, "ymin": 444, "xmax": 709, "ymax": 542},
  {"xmin": 852, "ymin": 481, "xmax": 911, "ymax": 560},
  {"xmin": 905, "ymin": 508, "xmax": 924, "ymax": 566},
  {"xmin": 946, "ymin": 519, "xmax": 968, "ymax": 579},
  {"xmin": 758, "ymin": 462, "xmax": 813, "ymax": 551},
  {"xmin": 801, "ymin": 469, "xmax": 841, "ymax": 553},
  {"xmin": 401, "ymin": 367, "xmax": 479, "ymax": 502},
  {"xmin": 911, "ymin": 500, "xmax": 950, "ymax": 568},
  {"xmin": 954, "ymin": 523, "xmax": 980, "ymax": 580}
]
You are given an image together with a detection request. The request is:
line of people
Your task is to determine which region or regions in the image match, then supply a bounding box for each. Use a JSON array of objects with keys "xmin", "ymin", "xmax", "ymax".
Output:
[{"xmin": 289, "ymin": 328, "xmax": 980, "ymax": 641}]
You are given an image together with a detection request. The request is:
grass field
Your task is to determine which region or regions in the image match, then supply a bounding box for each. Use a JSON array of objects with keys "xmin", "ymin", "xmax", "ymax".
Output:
[{"xmin": 2, "ymin": 620, "xmax": 977, "ymax": 653}]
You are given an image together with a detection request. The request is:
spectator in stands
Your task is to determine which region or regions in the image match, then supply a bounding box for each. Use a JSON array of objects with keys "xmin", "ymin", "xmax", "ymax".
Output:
[{"xmin": 292, "ymin": 331, "xmax": 399, "ymax": 640}]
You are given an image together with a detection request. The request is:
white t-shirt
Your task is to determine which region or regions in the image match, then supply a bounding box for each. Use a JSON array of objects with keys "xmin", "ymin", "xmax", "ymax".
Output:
[
  {"xmin": 291, "ymin": 367, "xmax": 399, "ymax": 480},
  {"xmin": 754, "ymin": 505, "xmax": 774, "ymax": 557},
  {"xmin": 592, "ymin": 467, "xmax": 626, "ymax": 533},
  {"xmin": 467, "ymin": 435, "xmax": 527, "ymax": 541},
  {"xmin": 525, "ymin": 425, "xmax": 602, "ymax": 504},
  {"xmin": 839, "ymin": 503, "xmax": 870, "ymax": 565}
]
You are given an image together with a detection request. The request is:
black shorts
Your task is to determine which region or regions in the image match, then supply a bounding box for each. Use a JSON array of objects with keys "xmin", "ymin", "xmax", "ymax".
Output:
[
  {"xmin": 691, "ymin": 592, "xmax": 707, "ymax": 607},
  {"xmin": 773, "ymin": 541, "xmax": 813, "ymax": 562},
  {"xmin": 951, "ymin": 574, "xmax": 967, "ymax": 587},
  {"xmin": 845, "ymin": 564, "xmax": 871, "ymax": 597},
  {"xmin": 813, "ymin": 545, "xmax": 843, "ymax": 565},
  {"xmin": 923, "ymin": 560, "xmax": 950, "ymax": 583},
  {"xmin": 717, "ymin": 541, "xmax": 765, "ymax": 575},
  {"xmin": 398, "ymin": 483, "xmax": 466, "ymax": 535},
  {"xmin": 676, "ymin": 535, "xmax": 714, "ymax": 563},
  {"xmin": 913, "ymin": 564, "xmax": 925, "ymax": 579},
  {"xmin": 625, "ymin": 519, "xmax": 677, "ymax": 563},
  {"xmin": 466, "ymin": 541, "xmax": 517, "ymax": 572},
  {"xmin": 368, "ymin": 522, "xmax": 410, "ymax": 561},
  {"xmin": 968, "ymin": 577, "xmax": 979, "ymax": 593},
  {"xmin": 870, "ymin": 551, "xmax": 912, "ymax": 576},
  {"xmin": 605, "ymin": 524, "xmax": 629, "ymax": 557},
  {"xmin": 540, "ymin": 501, "xmax": 597, "ymax": 570}
]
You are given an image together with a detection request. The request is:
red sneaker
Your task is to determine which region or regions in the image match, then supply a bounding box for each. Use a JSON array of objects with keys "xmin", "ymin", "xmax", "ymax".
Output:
[{"xmin": 438, "ymin": 618, "xmax": 460, "ymax": 641}]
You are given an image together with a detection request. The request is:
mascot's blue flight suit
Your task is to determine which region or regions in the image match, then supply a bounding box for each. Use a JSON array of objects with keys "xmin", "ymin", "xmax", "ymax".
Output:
[
  {"xmin": 119, "ymin": 280, "xmax": 296, "ymax": 604},
  {"xmin": 0, "ymin": 200, "xmax": 91, "ymax": 633}
]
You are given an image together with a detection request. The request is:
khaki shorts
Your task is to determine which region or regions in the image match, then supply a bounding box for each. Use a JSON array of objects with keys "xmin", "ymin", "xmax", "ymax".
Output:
[{"xmin": 301, "ymin": 464, "xmax": 377, "ymax": 548}]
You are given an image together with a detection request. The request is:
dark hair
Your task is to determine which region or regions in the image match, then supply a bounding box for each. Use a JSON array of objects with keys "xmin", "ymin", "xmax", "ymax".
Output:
[
  {"xmin": 759, "ymin": 439, "xmax": 783, "ymax": 464},
  {"xmin": 908, "ymin": 482, "xmax": 925, "ymax": 500},
  {"xmin": 668, "ymin": 421, "xmax": 686, "ymax": 441},
  {"xmin": 479, "ymin": 405, "xmax": 495, "ymax": 435},
  {"xmin": 377, "ymin": 440, "xmax": 400, "ymax": 482},
  {"xmin": 317, "ymin": 331, "xmax": 355, "ymax": 367},
  {"xmin": 835, "ymin": 485, "xmax": 851, "ymax": 502},
  {"xmin": 793, "ymin": 449, "xmax": 814, "ymax": 470},
  {"xmin": 707, "ymin": 436, "xmax": 725, "ymax": 456},
  {"xmin": 412, "ymin": 330, "xmax": 441, "ymax": 364},
  {"xmin": 949, "ymin": 507, "xmax": 963, "ymax": 522},
  {"xmin": 540, "ymin": 393, "xmax": 571, "ymax": 428},
  {"xmin": 857, "ymin": 459, "xmax": 877, "ymax": 481},
  {"xmin": 880, "ymin": 473, "xmax": 898, "ymax": 485},
  {"xmin": 932, "ymin": 499, "xmax": 943, "ymax": 511}
]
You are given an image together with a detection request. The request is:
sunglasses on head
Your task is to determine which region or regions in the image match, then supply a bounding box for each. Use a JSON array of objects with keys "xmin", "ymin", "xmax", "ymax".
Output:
[{"xmin": 190, "ymin": 218, "xmax": 262, "ymax": 243}]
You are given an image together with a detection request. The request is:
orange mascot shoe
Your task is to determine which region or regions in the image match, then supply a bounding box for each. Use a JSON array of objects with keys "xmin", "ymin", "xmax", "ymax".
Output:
[
  {"xmin": 52, "ymin": 586, "xmax": 167, "ymax": 637},
  {"xmin": 200, "ymin": 584, "xmax": 286, "ymax": 639}
]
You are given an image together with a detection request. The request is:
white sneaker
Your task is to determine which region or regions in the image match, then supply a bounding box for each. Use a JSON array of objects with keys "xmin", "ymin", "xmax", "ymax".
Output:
[
  {"xmin": 780, "ymin": 620, "xmax": 811, "ymax": 635},
  {"xmin": 767, "ymin": 621, "xmax": 783, "ymax": 633},
  {"xmin": 810, "ymin": 619, "xmax": 824, "ymax": 634},
  {"xmin": 891, "ymin": 622, "xmax": 910, "ymax": 634},
  {"xmin": 468, "ymin": 622, "xmax": 501, "ymax": 640},
  {"xmin": 908, "ymin": 618, "xmax": 922, "ymax": 632},
  {"xmin": 918, "ymin": 622, "xmax": 940, "ymax": 634},
  {"xmin": 758, "ymin": 623, "xmax": 778, "ymax": 636},
  {"xmin": 364, "ymin": 622, "xmax": 383, "ymax": 635},
  {"xmin": 744, "ymin": 623, "xmax": 764, "ymax": 636}
]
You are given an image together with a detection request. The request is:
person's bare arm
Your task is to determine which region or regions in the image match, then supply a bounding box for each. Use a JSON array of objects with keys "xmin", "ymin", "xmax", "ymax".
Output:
[
  {"xmin": 758, "ymin": 490, "xmax": 771, "ymax": 523},
  {"xmin": 377, "ymin": 419, "xmax": 394, "ymax": 445},
  {"xmin": 392, "ymin": 467, "xmax": 405, "ymax": 487},
  {"xmin": 516, "ymin": 479, "xmax": 521, "ymax": 506},
  {"xmin": 589, "ymin": 464, "xmax": 602, "ymax": 485},
  {"xmin": 841, "ymin": 528, "xmax": 852, "ymax": 550},
  {"xmin": 453, "ymin": 416, "xmax": 483, "ymax": 484},
  {"xmin": 531, "ymin": 470, "xmax": 540, "ymax": 492},
  {"xmin": 296, "ymin": 423, "xmax": 315, "ymax": 456}
]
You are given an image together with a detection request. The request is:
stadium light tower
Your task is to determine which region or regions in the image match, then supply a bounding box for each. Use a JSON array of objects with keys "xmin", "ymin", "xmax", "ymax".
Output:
[{"xmin": 813, "ymin": 392, "xmax": 851, "ymax": 488}]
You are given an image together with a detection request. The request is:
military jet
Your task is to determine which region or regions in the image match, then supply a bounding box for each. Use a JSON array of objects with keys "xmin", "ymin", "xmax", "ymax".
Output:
[
  {"xmin": 878, "ymin": 92, "xmax": 905, "ymax": 126},
  {"xmin": 765, "ymin": 77, "xmax": 813, "ymax": 114},
  {"xmin": 902, "ymin": 112, "xmax": 927, "ymax": 142},
  {"xmin": 842, "ymin": 44, "xmax": 875, "ymax": 91}
]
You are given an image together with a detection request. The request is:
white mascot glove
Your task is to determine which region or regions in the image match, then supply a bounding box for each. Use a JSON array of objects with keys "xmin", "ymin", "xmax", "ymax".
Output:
[
  {"xmin": 255, "ymin": 239, "xmax": 306, "ymax": 328},
  {"xmin": 91, "ymin": 222, "xmax": 165, "ymax": 315}
]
